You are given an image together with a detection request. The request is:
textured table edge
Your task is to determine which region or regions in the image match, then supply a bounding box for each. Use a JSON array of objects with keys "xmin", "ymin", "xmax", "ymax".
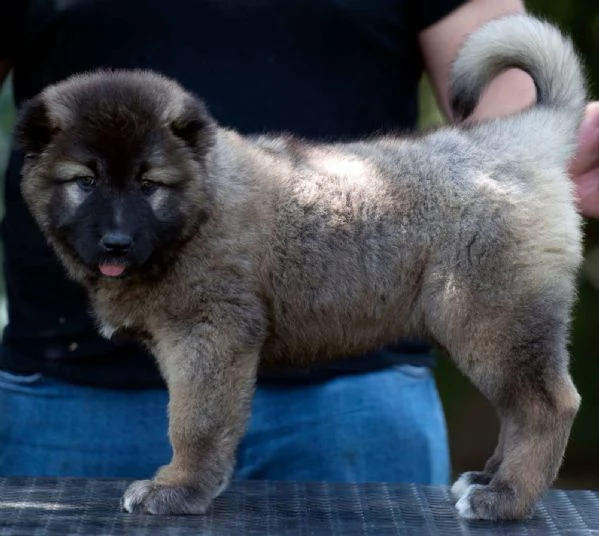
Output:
[{"xmin": 1, "ymin": 478, "xmax": 599, "ymax": 535}]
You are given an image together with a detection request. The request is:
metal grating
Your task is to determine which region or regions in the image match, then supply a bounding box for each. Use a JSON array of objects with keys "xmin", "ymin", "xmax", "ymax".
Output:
[{"xmin": 1, "ymin": 478, "xmax": 599, "ymax": 535}]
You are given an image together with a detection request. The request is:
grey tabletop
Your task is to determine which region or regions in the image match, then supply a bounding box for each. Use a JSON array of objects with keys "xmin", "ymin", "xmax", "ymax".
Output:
[{"xmin": 1, "ymin": 478, "xmax": 599, "ymax": 535}]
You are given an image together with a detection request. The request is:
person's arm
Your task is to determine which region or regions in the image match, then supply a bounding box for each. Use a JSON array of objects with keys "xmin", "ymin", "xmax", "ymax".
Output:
[
  {"xmin": 0, "ymin": 59, "xmax": 12, "ymax": 89},
  {"xmin": 418, "ymin": 0, "xmax": 535, "ymax": 122},
  {"xmin": 0, "ymin": 0, "xmax": 24, "ymax": 89}
]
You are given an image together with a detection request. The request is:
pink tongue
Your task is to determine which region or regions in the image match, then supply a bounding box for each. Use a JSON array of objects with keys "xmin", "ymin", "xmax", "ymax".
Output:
[{"xmin": 99, "ymin": 264, "xmax": 126, "ymax": 277}]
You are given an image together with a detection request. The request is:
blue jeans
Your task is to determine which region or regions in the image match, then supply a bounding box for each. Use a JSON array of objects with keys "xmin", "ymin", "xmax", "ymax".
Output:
[{"xmin": 0, "ymin": 365, "xmax": 449, "ymax": 484}]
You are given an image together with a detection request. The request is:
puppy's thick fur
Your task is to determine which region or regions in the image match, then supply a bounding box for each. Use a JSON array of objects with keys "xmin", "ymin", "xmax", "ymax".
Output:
[{"xmin": 16, "ymin": 15, "xmax": 586, "ymax": 520}]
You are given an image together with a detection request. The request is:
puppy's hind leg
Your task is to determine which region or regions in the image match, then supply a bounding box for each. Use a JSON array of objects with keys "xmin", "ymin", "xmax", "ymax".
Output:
[
  {"xmin": 450, "ymin": 422, "xmax": 505, "ymax": 500},
  {"xmin": 432, "ymin": 291, "xmax": 580, "ymax": 520}
]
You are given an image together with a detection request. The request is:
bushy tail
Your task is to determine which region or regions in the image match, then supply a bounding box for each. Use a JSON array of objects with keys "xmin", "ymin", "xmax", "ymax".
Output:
[{"xmin": 450, "ymin": 14, "xmax": 587, "ymax": 121}]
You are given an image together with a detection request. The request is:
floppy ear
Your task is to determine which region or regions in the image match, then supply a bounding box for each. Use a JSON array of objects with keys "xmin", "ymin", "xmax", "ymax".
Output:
[
  {"xmin": 170, "ymin": 96, "xmax": 216, "ymax": 157},
  {"xmin": 14, "ymin": 96, "xmax": 59, "ymax": 154}
]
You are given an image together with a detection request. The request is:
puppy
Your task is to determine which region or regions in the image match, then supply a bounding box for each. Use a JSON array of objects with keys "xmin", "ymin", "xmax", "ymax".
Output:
[{"xmin": 16, "ymin": 14, "xmax": 586, "ymax": 520}]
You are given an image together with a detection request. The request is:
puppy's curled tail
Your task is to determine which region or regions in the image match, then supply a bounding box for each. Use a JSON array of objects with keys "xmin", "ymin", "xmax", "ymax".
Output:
[{"xmin": 450, "ymin": 14, "xmax": 586, "ymax": 121}]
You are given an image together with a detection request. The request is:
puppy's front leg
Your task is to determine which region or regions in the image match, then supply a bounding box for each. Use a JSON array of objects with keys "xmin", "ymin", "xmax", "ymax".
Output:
[{"xmin": 122, "ymin": 323, "xmax": 262, "ymax": 515}]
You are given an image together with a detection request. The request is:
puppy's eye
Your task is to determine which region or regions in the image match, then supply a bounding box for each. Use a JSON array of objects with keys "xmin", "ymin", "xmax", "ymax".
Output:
[
  {"xmin": 140, "ymin": 179, "xmax": 158, "ymax": 195},
  {"xmin": 76, "ymin": 176, "xmax": 96, "ymax": 191}
]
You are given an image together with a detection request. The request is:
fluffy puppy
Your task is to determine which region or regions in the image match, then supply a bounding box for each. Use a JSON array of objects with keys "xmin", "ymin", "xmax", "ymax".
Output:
[{"xmin": 16, "ymin": 15, "xmax": 586, "ymax": 520}]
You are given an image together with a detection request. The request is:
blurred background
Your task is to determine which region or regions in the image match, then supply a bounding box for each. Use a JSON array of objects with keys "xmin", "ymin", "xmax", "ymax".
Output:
[{"xmin": 0, "ymin": 1, "xmax": 596, "ymax": 487}]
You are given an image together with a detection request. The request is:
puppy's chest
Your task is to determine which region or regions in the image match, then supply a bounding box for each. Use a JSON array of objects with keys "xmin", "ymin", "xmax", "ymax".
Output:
[
  {"xmin": 99, "ymin": 321, "xmax": 154, "ymax": 347},
  {"xmin": 93, "ymin": 291, "xmax": 155, "ymax": 347}
]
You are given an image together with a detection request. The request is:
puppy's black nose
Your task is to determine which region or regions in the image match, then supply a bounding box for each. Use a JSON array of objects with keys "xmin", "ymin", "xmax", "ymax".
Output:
[{"xmin": 101, "ymin": 232, "xmax": 132, "ymax": 252}]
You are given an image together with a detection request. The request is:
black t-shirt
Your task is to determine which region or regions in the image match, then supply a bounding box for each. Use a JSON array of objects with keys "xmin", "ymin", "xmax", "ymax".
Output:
[{"xmin": 0, "ymin": 0, "xmax": 464, "ymax": 387}]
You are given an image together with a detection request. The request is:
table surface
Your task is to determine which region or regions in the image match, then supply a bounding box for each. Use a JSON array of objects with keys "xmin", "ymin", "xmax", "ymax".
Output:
[{"xmin": 1, "ymin": 478, "xmax": 599, "ymax": 535}]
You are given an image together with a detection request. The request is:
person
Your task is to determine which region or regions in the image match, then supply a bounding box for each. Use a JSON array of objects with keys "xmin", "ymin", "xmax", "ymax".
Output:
[{"xmin": 0, "ymin": 0, "xmax": 597, "ymax": 484}]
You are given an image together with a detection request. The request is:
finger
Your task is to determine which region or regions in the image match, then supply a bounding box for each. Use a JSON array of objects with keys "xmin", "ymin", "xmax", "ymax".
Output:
[
  {"xmin": 569, "ymin": 102, "xmax": 599, "ymax": 177},
  {"xmin": 574, "ymin": 169, "xmax": 599, "ymax": 219}
]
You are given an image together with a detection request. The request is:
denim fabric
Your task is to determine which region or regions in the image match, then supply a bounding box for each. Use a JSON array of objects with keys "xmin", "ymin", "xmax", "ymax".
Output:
[{"xmin": 0, "ymin": 365, "xmax": 449, "ymax": 484}]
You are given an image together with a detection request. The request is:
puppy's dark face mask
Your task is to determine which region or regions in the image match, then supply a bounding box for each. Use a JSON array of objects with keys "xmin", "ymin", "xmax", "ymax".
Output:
[{"xmin": 15, "ymin": 71, "xmax": 216, "ymax": 281}]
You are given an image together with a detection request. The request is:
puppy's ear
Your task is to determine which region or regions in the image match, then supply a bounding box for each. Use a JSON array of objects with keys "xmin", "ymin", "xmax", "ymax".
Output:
[
  {"xmin": 14, "ymin": 96, "xmax": 59, "ymax": 154},
  {"xmin": 170, "ymin": 97, "xmax": 216, "ymax": 157}
]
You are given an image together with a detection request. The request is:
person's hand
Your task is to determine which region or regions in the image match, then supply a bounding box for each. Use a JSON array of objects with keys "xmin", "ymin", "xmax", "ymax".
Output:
[{"xmin": 569, "ymin": 102, "xmax": 599, "ymax": 219}]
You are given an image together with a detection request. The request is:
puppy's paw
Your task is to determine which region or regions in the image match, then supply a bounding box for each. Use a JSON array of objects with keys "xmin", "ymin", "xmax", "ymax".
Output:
[
  {"xmin": 454, "ymin": 483, "xmax": 533, "ymax": 521},
  {"xmin": 122, "ymin": 479, "xmax": 213, "ymax": 515},
  {"xmin": 455, "ymin": 484, "xmax": 483, "ymax": 519},
  {"xmin": 451, "ymin": 471, "xmax": 492, "ymax": 501}
]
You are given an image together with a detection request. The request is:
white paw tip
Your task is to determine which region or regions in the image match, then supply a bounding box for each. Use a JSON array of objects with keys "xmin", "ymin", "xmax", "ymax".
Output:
[
  {"xmin": 451, "ymin": 473, "xmax": 473, "ymax": 501},
  {"xmin": 122, "ymin": 496, "xmax": 134, "ymax": 513},
  {"xmin": 455, "ymin": 484, "xmax": 481, "ymax": 519},
  {"xmin": 122, "ymin": 479, "xmax": 152, "ymax": 513}
]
